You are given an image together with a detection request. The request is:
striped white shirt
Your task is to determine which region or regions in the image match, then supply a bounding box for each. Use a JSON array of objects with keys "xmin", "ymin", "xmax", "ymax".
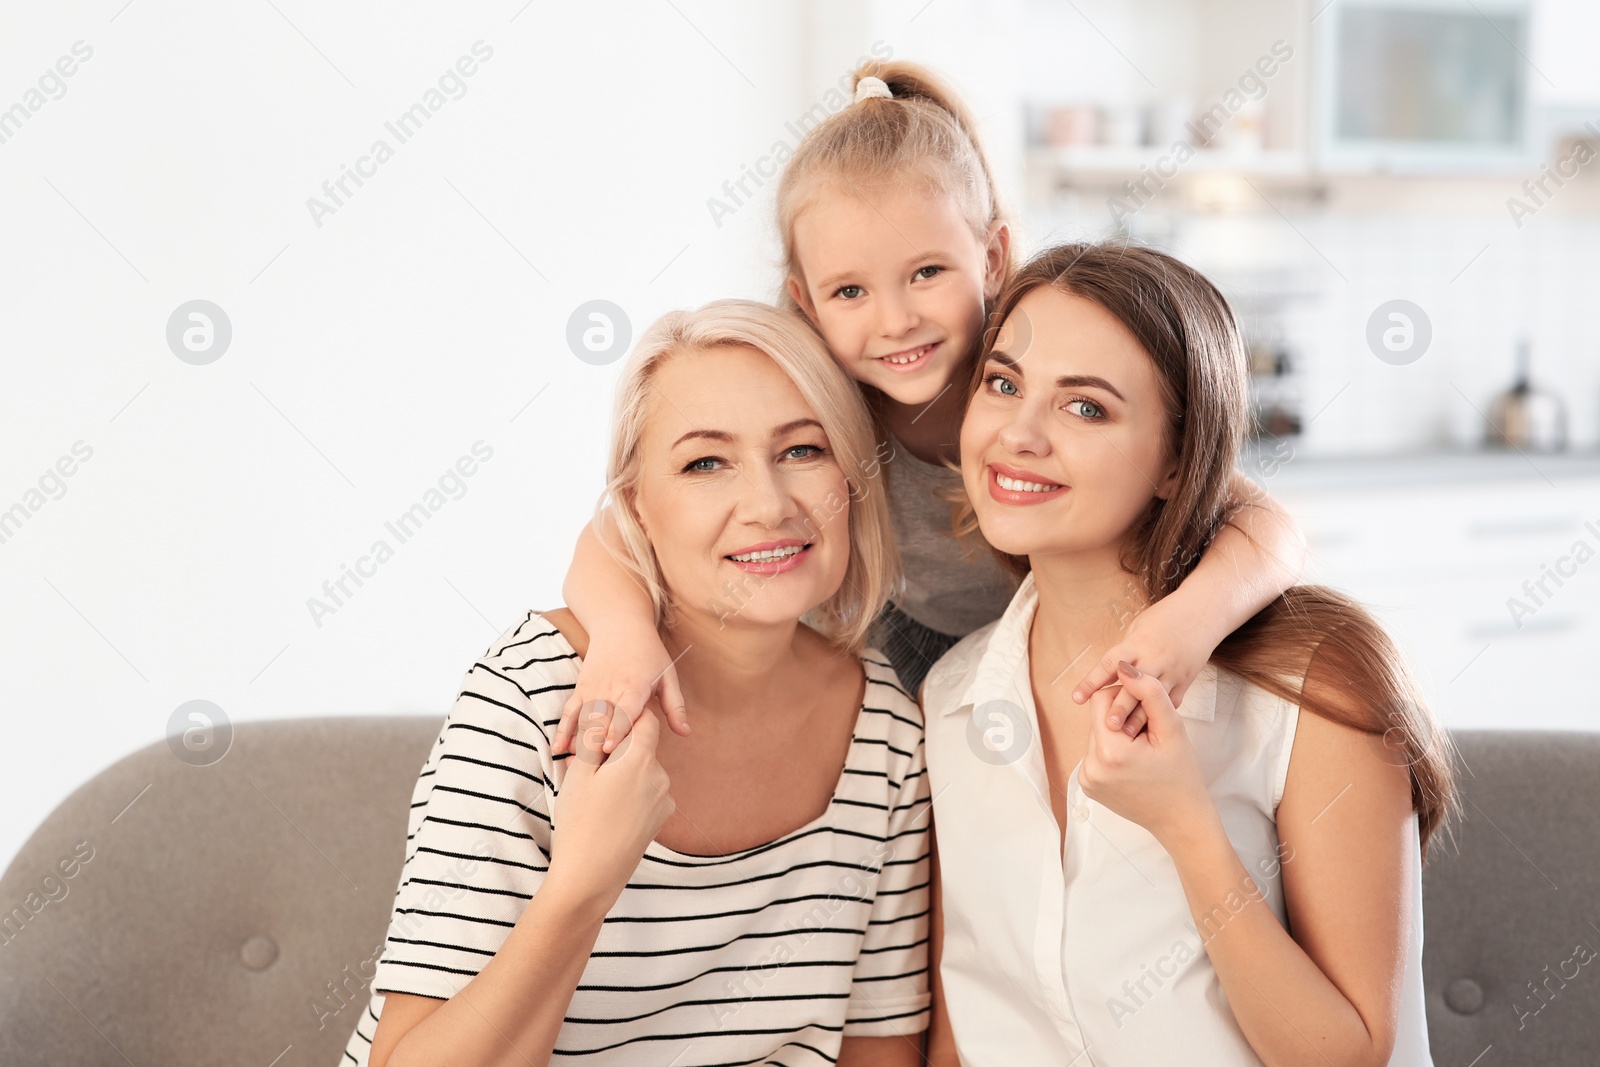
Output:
[{"xmin": 342, "ymin": 610, "xmax": 931, "ymax": 1065}]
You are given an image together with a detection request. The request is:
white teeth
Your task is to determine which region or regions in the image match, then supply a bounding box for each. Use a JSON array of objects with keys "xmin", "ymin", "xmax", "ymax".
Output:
[
  {"xmin": 995, "ymin": 473, "xmax": 1063, "ymax": 493},
  {"xmin": 880, "ymin": 345, "xmax": 931, "ymax": 365},
  {"xmin": 729, "ymin": 545, "xmax": 804, "ymax": 562}
]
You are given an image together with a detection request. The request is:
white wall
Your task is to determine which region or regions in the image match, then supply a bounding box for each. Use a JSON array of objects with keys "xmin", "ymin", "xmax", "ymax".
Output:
[
  {"xmin": 1, "ymin": 1, "xmax": 827, "ymax": 874},
  {"xmin": 7, "ymin": 0, "xmax": 1599, "ymax": 876}
]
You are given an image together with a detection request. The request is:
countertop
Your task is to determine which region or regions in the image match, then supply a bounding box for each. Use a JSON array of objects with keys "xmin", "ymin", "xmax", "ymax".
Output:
[{"xmin": 1237, "ymin": 444, "xmax": 1600, "ymax": 492}]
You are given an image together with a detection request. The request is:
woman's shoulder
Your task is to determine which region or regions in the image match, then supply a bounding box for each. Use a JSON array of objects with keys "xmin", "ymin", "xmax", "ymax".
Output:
[
  {"xmin": 858, "ymin": 647, "xmax": 925, "ymax": 729},
  {"xmin": 914, "ymin": 617, "xmax": 1004, "ymax": 707},
  {"xmin": 479, "ymin": 607, "xmax": 583, "ymax": 662},
  {"xmin": 856, "ymin": 649, "xmax": 928, "ymax": 792},
  {"xmin": 417, "ymin": 611, "xmax": 577, "ymax": 802},
  {"xmin": 1203, "ymin": 663, "xmax": 1300, "ymax": 764},
  {"xmin": 465, "ymin": 609, "xmax": 583, "ymax": 716}
]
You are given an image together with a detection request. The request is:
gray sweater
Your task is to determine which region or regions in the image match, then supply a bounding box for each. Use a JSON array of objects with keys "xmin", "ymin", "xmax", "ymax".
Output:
[{"xmin": 882, "ymin": 435, "xmax": 1020, "ymax": 637}]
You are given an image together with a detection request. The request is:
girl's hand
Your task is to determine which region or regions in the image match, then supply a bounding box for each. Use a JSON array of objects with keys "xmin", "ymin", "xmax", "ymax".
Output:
[
  {"xmin": 552, "ymin": 625, "xmax": 690, "ymax": 756},
  {"xmin": 1070, "ymin": 595, "xmax": 1209, "ymax": 738},
  {"xmin": 547, "ymin": 706, "xmax": 676, "ymax": 907},
  {"xmin": 1077, "ymin": 662, "xmax": 1214, "ymax": 847}
]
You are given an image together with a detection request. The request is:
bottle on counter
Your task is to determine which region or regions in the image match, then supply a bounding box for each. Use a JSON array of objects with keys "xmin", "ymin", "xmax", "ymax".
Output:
[{"xmin": 1486, "ymin": 339, "xmax": 1566, "ymax": 453}]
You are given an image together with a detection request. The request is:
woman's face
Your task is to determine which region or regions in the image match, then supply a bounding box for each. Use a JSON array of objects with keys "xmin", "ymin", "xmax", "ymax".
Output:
[
  {"xmin": 631, "ymin": 344, "xmax": 853, "ymax": 630},
  {"xmin": 787, "ymin": 183, "xmax": 1001, "ymax": 409},
  {"xmin": 960, "ymin": 286, "xmax": 1177, "ymax": 561}
]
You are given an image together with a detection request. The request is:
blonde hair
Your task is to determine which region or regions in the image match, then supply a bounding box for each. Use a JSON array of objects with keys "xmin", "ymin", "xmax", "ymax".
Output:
[
  {"xmin": 595, "ymin": 299, "xmax": 901, "ymax": 655},
  {"xmin": 776, "ymin": 59, "xmax": 1014, "ymax": 323}
]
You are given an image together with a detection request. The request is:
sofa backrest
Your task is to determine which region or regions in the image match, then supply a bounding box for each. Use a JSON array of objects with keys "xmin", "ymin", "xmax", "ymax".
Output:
[
  {"xmin": 1421, "ymin": 730, "xmax": 1600, "ymax": 1064},
  {"xmin": 0, "ymin": 715, "xmax": 441, "ymax": 1066},
  {"xmin": 3, "ymin": 721, "xmax": 1598, "ymax": 1065}
]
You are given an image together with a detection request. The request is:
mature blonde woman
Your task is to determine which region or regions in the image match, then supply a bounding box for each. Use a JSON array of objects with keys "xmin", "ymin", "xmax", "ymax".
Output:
[{"xmin": 342, "ymin": 300, "xmax": 931, "ymax": 1067}]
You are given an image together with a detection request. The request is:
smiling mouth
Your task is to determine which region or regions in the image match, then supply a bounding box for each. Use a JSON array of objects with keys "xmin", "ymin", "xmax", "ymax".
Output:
[
  {"xmin": 987, "ymin": 465, "xmax": 1070, "ymax": 504},
  {"xmin": 725, "ymin": 543, "xmax": 810, "ymax": 563},
  {"xmin": 994, "ymin": 472, "xmax": 1064, "ymax": 492},
  {"xmin": 875, "ymin": 343, "xmax": 938, "ymax": 368},
  {"xmin": 723, "ymin": 541, "xmax": 813, "ymax": 575}
]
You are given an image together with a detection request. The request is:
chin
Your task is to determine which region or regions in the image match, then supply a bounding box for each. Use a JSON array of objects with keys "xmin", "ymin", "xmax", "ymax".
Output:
[
  {"xmin": 883, "ymin": 378, "xmax": 950, "ymax": 409},
  {"xmin": 720, "ymin": 586, "xmax": 829, "ymax": 627},
  {"xmin": 984, "ymin": 532, "xmax": 1041, "ymax": 558},
  {"xmin": 971, "ymin": 510, "xmax": 1047, "ymax": 558},
  {"xmin": 739, "ymin": 601, "xmax": 826, "ymax": 630}
]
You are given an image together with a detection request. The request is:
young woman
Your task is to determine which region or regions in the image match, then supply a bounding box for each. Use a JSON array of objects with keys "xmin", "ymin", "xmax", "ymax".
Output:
[
  {"xmin": 921, "ymin": 243, "xmax": 1458, "ymax": 1066},
  {"xmin": 342, "ymin": 300, "xmax": 931, "ymax": 1067}
]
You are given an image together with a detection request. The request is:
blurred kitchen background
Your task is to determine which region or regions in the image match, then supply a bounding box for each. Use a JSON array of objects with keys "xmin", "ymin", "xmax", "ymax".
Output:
[
  {"xmin": 2, "ymin": 0, "xmax": 1597, "ymax": 874},
  {"xmin": 808, "ymin": 0, "xmax": 1600, "ymax": 742}
]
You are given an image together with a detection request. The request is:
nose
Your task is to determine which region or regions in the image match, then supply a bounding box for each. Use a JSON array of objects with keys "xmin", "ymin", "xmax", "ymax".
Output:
[
  {"xmin": 875, "ymin": 288, "xmax": 921, "ymax": 340},
  {"xmin": 736, "ymin": 457, "xmax": 801, "ymax": 530},
  {"xmin": 996, "ymin": 397, "xmax": 1052, "ymax": 458}
]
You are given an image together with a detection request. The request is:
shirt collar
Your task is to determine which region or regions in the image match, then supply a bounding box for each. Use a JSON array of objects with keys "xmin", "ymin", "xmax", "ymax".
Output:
[{"xmin": 944, "ymin": 570, "xmax": 1218, "ymax": 723}]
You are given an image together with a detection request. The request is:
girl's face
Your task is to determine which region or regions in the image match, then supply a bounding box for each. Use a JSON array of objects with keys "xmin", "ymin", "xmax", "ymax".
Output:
[
  {"xmin": 630, "ymin": 345, "xmax": 853, "ymax": 630},
  {"xmin": 960, "ymin": 286, "xmax": 1178, "ymax": 561},
  {"xmin": 787, "ymin": 182, "xmax": 1007, "ymax": 409}
]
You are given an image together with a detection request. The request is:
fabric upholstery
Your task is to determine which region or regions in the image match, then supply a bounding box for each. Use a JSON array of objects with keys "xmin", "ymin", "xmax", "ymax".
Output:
[{"xmin": 2, "ymin": 722, "xmax": 1596, "ymax": 1065}]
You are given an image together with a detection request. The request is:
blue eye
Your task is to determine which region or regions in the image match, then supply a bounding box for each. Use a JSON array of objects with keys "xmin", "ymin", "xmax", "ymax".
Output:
[
  {"xmin": 915, "ymin": 265, "xmax": 942, "ymax": 280},
  {"xmin": 982, "ymin": 371, "xmax": 1018, "ymax": 396},
  {"xmin": 1066, "ymin": 398, "xmax": 1105, "ymax": 420},
  {"xmin": 834, "ymin": 285, "xmax": 864, "ymax": 300},
  {"xmin": 684, "ymin": 445, "xmax": 824, "ymax": 474}
]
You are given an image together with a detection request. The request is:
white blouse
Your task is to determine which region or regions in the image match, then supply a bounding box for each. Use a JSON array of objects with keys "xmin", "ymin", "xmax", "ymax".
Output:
[{"xmin": 921, "ymin": 571, "xmax": 1433, "ymax": 1066}]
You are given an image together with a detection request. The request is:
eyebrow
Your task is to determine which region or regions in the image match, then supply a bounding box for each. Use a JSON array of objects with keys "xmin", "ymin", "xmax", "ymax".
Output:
[
  {"xmin": 985, "ymin": 350, "xmax": 1127, "ymax": 403},
  {"xmin": 670, "ymin": 418, "xmax": 825, "ymax": 451}
]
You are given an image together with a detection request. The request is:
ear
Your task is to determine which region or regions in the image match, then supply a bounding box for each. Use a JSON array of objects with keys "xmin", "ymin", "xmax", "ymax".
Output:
[
  {"xmin": 787, "ymin": 275, "xmax": 818, "ymax": 325},
  {"xmin": 981, "ymin": 221, "xmax": 1011, "ymax": 304},
  {"xmin": 1153, "ymin": 459, "xmax": 1181, "ymax": 501},
  {"xmin": 624, "ymin": 487, "xmax": 648, "ymax": 537}
]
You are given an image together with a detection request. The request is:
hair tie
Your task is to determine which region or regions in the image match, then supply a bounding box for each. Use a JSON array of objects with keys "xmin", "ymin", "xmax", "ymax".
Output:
[{"xmin": 854, "ymin": 76, "xmax": 893, "ymax": 104}]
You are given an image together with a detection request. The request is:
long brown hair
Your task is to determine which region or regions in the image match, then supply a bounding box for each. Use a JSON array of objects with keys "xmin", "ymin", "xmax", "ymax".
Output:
[
  {"xmin": 775, "ymin": 60, "xmax": 1016, "ymax": 412},
  {"xmin": 943, "ymin": 242, "xmax": 1459, "ymax": 858}
]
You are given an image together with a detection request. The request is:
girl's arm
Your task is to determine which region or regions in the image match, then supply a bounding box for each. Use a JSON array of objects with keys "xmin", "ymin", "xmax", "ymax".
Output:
[
  {"xmin": 1091, "ymin": 664, "xmax": 1415, "ymax": 1067},
  {"xmin": 1074, "ymin": 471, "xmax": 1307, "ymax": 729},
  {"xmin": 555, "ymin": 507, "xmax": 690, "ymax": 755}
]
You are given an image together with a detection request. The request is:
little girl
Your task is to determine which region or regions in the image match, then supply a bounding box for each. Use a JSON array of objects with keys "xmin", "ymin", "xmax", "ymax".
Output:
[{"xmin": 552, "ymin": 60, "xmax": 1306, "ymax": 756}]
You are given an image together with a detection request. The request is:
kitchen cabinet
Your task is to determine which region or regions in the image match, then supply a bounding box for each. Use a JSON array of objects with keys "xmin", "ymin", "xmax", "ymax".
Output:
[{"xmin": 1242, "ymin": 451, "xmax": 1600, "ymax": 731}]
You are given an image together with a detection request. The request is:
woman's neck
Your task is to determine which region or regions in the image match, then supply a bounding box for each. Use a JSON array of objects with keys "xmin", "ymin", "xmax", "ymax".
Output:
[
  {"xmin": 1027, "ymin": 547, "xmax": 1152, "ymax": 683},
  {"xmin": 658, "ymin": 606, "xmax": 813, "ymax": 719}
]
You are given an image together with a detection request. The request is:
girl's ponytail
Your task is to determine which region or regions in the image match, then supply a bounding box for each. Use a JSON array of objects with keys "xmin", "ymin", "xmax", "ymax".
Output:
[{"xmin": 850, "ymin": 59, "xmax": 1005, "ymax": 230}]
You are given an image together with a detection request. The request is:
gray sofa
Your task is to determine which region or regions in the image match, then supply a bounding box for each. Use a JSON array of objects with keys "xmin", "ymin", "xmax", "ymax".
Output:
[{"xmin": 1, "ymin": 719, "xmax": 1596, "ymax": 1065}]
